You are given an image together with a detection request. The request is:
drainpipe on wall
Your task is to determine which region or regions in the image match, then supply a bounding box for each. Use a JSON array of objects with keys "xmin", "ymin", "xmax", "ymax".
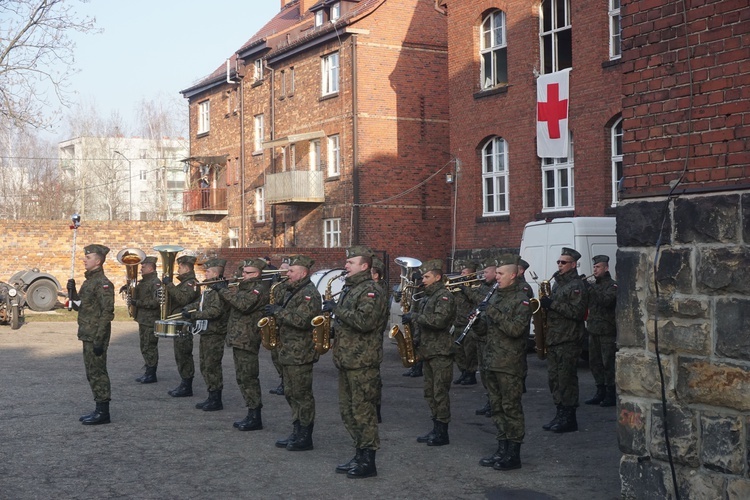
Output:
[
  {"xmin": 351, "ymin": 34, "xmax": 359, "ymax": 246},
  {"xmin": 269, "ymin": 62, "xmax": 277, "ymax": 248},
  {"xmin": 239, "ymin": 71, "xmax": 246, "ymax": 245}
]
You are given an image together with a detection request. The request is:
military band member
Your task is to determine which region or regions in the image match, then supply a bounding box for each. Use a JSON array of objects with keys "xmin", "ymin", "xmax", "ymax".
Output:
[
  {"xmin": 539, "ymin": 247, "xmax": 588, "ymax": 433},
  {"xmin": 403, "ymin": 259, "xmax": 456, "ymax": 446},
  {"xmin": 476, "ymin": 254, "xmax": 532, "ymax": 471},
  {"xmin": 67, "ymin": 244, "xmax": 115, "ymax": 425},
  {"xmin": 469, "ymin": 257, "xmax": 498, "ymax": 417},
  {"xmin": 517, "ymin": 258, "xmax": 534, "ymax": 393},
  {"xmin": 269, "ymin": 260, "xmax": 290, "ymax": 396},
  {"xmin": 451, "ymin": 260, "xmax": 479, "ymax": 386},
  {"xmin": 263, "ymin": 255, "xmax": 321, "ymax": 451},
  {"xmin": 370, "ymin": 256, "xmax": 387, "ymax": 424},
  {"xmin": 325, "ymin": 247, "xmax": 388, "ymax": 478},
  {"xmin": 182, "ymin": 258, "xmax": 230, "ymax": 412},
  {"xmin": 217, "ymin": 258, "xmax": 270, "ymax": 431},
  {"xmin": 584, "ymin": 255, "xmax": 618, "ymax": 407},
  {"xmin": 130, "ymin": 256, "xmax": 161, "ymax": 384},
  {"xmin": 163, "ymin": 255, "xmax": 200, "ymax": 397}
]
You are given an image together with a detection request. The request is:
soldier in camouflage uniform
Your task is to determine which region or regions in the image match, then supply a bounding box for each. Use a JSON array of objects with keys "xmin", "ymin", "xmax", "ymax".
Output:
[
  {"xmin": 517, "ymin": 258, "xmax": 534, "ymax": 392},
  {"xmin": 451, "ymin": 260, "xmax": 479, "ymax": 386},
  {"xmin": 130, "ymin": 256, "xmax": 161, "ymax": 384},
  {"xmin": 403, "ymin": 259, "xmax": 456, "ymax": 446},
  {"xmin": 268, "ymin": 260, "xmax": 290, "ymax": 396},
  {"xmin": 475, "ymin": 254, "xmax": 533, "ymax": 471},
  {"xmin": 370, "ymin": 256, "xmax": 388, "ymax": 424},
  {"xmin": 468, "ymin": 258, "xmax": 498, "ymax": 417},
  {"xmin": 67, "ymin": 244, "xmax": 115, "ymax": 425},
  {"xmin": 163, "ymin": 255, "xmax": 200, "ymax": 397},
  {"xmin": 539, "ymin": 247, "xmax": 588, "ymax": 433},
  {"xmin": 584, "ymin": 255, "xmax": 618, "ymax": 407},
  {"xmin": 326, "ymin": 246, "xmax": 388, "ymax": 479},
  {"xmin": 218, "ymin": 258, "xmax": 270, "ymax": 431},
  {"xmin": 263, "ymin": 255, "xmax": 321, "ymax": 451},
  {"xmin": 182, "ymin": 258, "xmax": 230, "ymax": 412}
]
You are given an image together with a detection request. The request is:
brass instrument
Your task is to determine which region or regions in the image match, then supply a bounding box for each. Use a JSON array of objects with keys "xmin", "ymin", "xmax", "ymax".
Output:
[
  {"xmin": 312, "ymin": 271, "xmax": 346, "ymax": 355},
  {"xmin": 116, "ymin": 248, "xmax": 146, "ymax": 318},
  {"xmin": 445, "ymin": 277, "xmax": 483, "ymax": 291},
  {"xmin": 153, "ymin": 244, "xmax": 184, "ymax": 322},
  {"xmin": 259, "ymin": 277, "xmax": 288, "ymax": 350},
  {"xmin": 389, "ymin": 256, "xmax": 422, "ymax": 367},
  {"xmin": 530, "ymin": 273, "xmax": 552, "ymax": 360},
  {"xmin": 196, "ymin": 277, "xmax": 241, "ymax": 287}
]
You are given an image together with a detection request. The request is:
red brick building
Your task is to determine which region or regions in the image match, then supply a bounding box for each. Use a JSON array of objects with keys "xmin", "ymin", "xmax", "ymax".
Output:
[
  {"xmin": 444, "ymin": 0, "xmax": 623, "ymax": 263},
  {"xmin": 180, "ymin": 0, "xmax": 451, "ymax": 277}
]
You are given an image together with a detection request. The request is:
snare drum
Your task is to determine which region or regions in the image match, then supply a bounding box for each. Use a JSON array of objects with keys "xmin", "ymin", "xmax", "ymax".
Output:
[{"xmin": 154, "ymin": 320, "xmax": 192, "ymax": 338}]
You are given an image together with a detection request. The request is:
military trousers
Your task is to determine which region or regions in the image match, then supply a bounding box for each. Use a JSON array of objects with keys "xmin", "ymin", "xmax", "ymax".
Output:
[
  {"xmin": 338, "ymin": 366, "xmax": 380, "ymax": 450},
  {"xmin": 233, "ymin": 347, "xmax": 262, "ymax": 410},
  {"xmin": 173, "ymin": 333, "xmax": 195, "ymax": 380},
  {"xmin": 282, "ymin": 363, "xmax": 315, "ymax": 426},
  {"xmin": 138, "ymin": 323, "xmax": 159, "ymax": 367},
  {"xmin": 476, "ymin": 339, "xmax": 488, "ymax": 389},
  {"xmin": 82, "ymin": 341, "xmax": 111, "ymax": 403},
  {"xmin": 270, "ymin": 347, "xmax": 283, "ymax": 378},
  {"xmin": 199, "ymin": 334, "xmax": 226, "ymax": 392},
  {"xmin": 452, "ymin": 324, "xmax": 478, "ymax": 373},
  {"xmin": 486, "ymin": 370, "xmax": 525, "ymax": 443},
  {"xmin": 589, "ymin": 334, "xmax": 617, "ymax": 386},
  {"xmin": 547, "ymin": 341, "xmax": 582, "ymax": 407},
  {"xmin": 423, "ymin": 354, "xmax": 453, "ymax": 423}
]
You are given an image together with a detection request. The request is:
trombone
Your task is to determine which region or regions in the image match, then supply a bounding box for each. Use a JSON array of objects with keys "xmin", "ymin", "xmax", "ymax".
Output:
[{"xmin": 197, "ymin": 269, "xmax": 288, "ymax": 287}]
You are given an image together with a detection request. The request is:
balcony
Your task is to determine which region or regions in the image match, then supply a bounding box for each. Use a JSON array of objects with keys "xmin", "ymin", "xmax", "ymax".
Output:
[
  {"xmin": 182, "ymin": 188, "xmax": 228, "ymax": 215},
  {"xmin": 266, "ymin": 171, "xmax": 325, "ymax": 204}
]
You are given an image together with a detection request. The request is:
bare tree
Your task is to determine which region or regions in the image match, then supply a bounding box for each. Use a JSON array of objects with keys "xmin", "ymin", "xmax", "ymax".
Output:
[{"xmin": 0, "ymin": 0, "xmax": 98, "ymax": 129}]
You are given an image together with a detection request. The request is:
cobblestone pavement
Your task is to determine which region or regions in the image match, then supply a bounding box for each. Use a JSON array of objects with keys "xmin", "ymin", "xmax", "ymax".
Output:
[{"xmin": 0, "ymin": 321, "xmax": 620, "ymax": 499}]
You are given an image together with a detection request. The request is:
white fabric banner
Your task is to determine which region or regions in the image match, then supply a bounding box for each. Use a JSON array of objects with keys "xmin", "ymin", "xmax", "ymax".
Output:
[{"xmin": 537, "ymin": 68, "xmax": 572, "ymax": 158}]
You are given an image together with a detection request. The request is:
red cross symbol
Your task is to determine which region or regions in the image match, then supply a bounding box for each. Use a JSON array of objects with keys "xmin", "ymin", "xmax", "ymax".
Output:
[{"xmin": 537, "ymin": 83, "xmax": 568, "ymax": 139}]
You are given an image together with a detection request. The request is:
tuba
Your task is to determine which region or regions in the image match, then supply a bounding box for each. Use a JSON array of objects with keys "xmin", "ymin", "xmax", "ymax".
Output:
[
  {"xmin": 530, "ymin": 278, "xmax": 552, "ymax": 360},
  {"xmin": 116, "ymin": 248, "xmax": 146, "ymax": 318},
  {"xmin": 153, "ymin": 245, "xmax": 184, "ymax": 321},
  {"xmin": 259, "ymin": 277, "xmax": 288, "ymax": 350},
  {"xmin": 388, "ymin": 257, "xmax": 422, "ymax": 367},
  {"xmin": 311, "ymin": 271, "xmax": 346, "ymax": 355}
]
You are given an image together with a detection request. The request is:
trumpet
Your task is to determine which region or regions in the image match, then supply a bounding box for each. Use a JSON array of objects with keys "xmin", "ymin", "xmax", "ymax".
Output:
[
  {"xmin": 444, "ymin": 277, "xmax": 483, "ymax": 290},
  {"xmin": 196, "ymin": 277, "xmax": 241, "ymax": 287}
]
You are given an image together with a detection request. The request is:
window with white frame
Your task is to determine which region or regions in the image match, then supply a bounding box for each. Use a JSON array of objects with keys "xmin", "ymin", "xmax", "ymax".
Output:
[
  {"xmin": 255, "ymin": 187, "xmax": 265, "ymax": 223},
  {"xmin": 315, "ymin": 10, "xmax": 324, "ymax": 27},
  {"xmin": 540, "ymin": 0, "xmax": 572, "ymax": 74},
  {"xmin": 309, "ymin": 139, "xmax": 321, "ymax": 171},
  {"xmin": 198, "ymin": 100, "xmax": 210, "ymax": 134},
  {"xmin": 253, "ymin": 114, "xmax": 264, "ymax": 152},
  {"xmin": 139, "ymin": 170, "xmax": 147, "ymax": 181},
  {"xmin": 254, "ymin": 59, "xmax": 264, "ymax": 81},
  {"xmin": 542, "ymin": 133, "xmax": 574, "ymax": 210},
  {"xmin": 327, "ymin": 135, "xmax": 340, "ymax": 176},
  {"xmin": 331, "ymin": 2, "xmax": 341, "ymax": 21},
  {"xmin": 324, "ymin": 218, "xmax": 341, "ymax": 248},
  {"xmin": 481, "ymin": 137, "xmax": 510, "ymax": 215},
  {"xmin": 229, "ymin": 227, "xmax": 240, "ymax": 248},
  {"xmin": 321, "ymin": 52, "xmax": 340, "ymax": 96},
  {"xmin": 609, "ymin": 0, "xmax": 621, "ymax": 59},
  {"xmin": 480, "ymin": 10, "xmax": 508, "ymax": 90},
  {"xmin": 611, "ymin": 118, "xmax": 623, "ymax": 206}
]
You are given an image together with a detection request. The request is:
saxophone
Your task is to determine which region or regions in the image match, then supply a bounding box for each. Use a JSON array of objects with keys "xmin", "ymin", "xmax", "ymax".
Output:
[
  {"xmin": 531, "ymin": 279, "xmax": 552, "ymax": 360},
  {"xmin": 311, "ymin": 271, "xmax": 346, "ymax": 355},
  {"xmin": 389, "ymin": 283, "xmax": 418, "ymax": 367},
  {"xmin": 259, "ymin": 277, "xmax": 287, "ymax": 350}
]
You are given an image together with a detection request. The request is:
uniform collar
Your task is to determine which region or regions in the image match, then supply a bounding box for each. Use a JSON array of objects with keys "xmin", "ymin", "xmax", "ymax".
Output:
[
  {"xmin": 84, "ymin": 266, "xmax": 103, "ymax": 278},
  {"xmin": 344, "ymin": 270, "xmax": 371, "ymax": 286}
]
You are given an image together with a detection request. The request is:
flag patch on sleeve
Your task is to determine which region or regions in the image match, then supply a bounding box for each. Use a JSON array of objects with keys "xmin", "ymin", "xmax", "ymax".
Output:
[{"xmin": 367, "ymin": 292, "xmax": 375, "ymax": 298}]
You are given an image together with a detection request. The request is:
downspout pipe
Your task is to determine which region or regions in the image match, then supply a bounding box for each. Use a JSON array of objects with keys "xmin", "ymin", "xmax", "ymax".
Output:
[{"xmin": 351, "ymin": 34, "xmax": 359, "ymax": 245}]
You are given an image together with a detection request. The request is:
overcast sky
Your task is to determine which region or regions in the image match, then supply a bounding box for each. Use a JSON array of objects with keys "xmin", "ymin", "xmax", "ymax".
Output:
[{"xmin": 48, "ymin": 0, "xmax": 280, "ymax": 140}]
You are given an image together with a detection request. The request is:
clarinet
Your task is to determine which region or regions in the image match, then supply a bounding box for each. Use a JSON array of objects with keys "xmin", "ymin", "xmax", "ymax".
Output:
[{"xmin": 454, "ymin": 282, "xmax": 499, "ymax": 346}]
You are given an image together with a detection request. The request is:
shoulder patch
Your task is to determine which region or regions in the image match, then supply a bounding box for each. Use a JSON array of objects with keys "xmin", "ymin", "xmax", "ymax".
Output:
[
  {"xmin": 613, "ymin": 284, "xmax": 618, "ymax": 289},
  {"xmin": 574, "ymin": 289, "xmax": 581, "ymax": 294},
  {"xmin": 522, "ymin": 300, "xmax": 530, "ymax": 306},
  {"xmin": 252, "ymin": 289, "xmax": 260, "ymax": 295},
  {"xmin": 441, "ymin": 296, "xmax": 449, "ymax": 301},
  {"xmin": 304, "ymin": 295, "xmax": 311, "ymax": 301},
  {"xmin": 367, "ymin": 292, "xmax": 375, "ymax": 298},
  {"xmin": 103, "ymin": 284, "xmax": 110, "ymax": 289}
]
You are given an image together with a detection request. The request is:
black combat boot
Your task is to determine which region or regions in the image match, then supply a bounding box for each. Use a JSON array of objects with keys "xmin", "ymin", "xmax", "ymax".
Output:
[
  {"xmin": 201, "ymin": 390, "xmax": 223, "ymax": 412},
  {"xmin": 376, "ymin": 404, "xmax": 382, "ymax": 424},
  {"xmin": 168, "ymin": 377, "xmax": 193, "ymax": 397},
  {"xmin": 551, "ymin": 406, "xmax": 578, "ymax": 433},
  {"xmin": 270, "ymin": 381, "xmax": 284, "ymax": 395},
  {"xmin": 494, "ymin": 441, "xmax": 522, "ymax": 471},
  {"xmin": 135, "ymin": 366, "xmax": 157, "ymax": 384},
  {"xmin": 81, "ymin": 402, "xmax": 110, "ymax": 426},
  {"xmin": 461, "ymin": 371, "xmax": 477, "ymax": 385},
  {"xmin": 276, "ymin": 421, "xmax": 300, "ymax": 448},
  {"xmin": 479, "ymin": 440, "xmax": 507, "ymax": 467},
  {"xmin": 347, "ymin": 449, "xmax": 377, "ymax": 479},
  {"xmin": 287, "ymin": 422, "xmax": 314, "ymax": 451},
  {"xmin": 416, "ymin": 418, "xmax": 437, "ymax": 443},
  {"xmin": 237, "ymin": 408, "xmax": 262, "ymax": 431},
  {"xmin": 475, "ymin": 397, "xmax": 491, "ymax": 416},
  {"xmin": 453, "ymin": 370, "xmax": 467, "ymax": 384},
  {"xmin": 585, "ymin": 385, "xmax": 606, "ymax": 405},
  {"xmin": 599, "ymin": 385, "xmax": 617, "ymax": 407},
  {"xmin": 410, "ymin": 361, "xmax": 423, "ymax": 377},
  {"xmin": 336, "ymin": 448, "xmax": 362, "ymax": 474},
  {"xmin": 79, "ymin": 407, "xmax": 95, "ymax": 422},
  {"xmin": 542, "ymin": 405, "xmax": 563, "ymax": 431},
  {"xmin": 427, "ymin": 421, "xmax": 450, "ymax": 446}
]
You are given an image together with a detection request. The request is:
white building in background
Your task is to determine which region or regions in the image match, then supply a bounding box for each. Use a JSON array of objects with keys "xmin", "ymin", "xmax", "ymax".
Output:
[{"xmin": 59, "ymin": 136, "xmax": 188, "ymax": 221}]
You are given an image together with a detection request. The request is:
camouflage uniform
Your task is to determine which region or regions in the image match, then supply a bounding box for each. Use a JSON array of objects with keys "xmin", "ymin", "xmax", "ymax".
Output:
[
  {"xmin": 586, "ymin": 272, "xmax": 618, "ymax": 387},
  {"xmin": 77, "ymin": 266, "xmax": 116, "ymax": 403},
  {"xmin": 451, "ymin": 284, "xmax": 478, "ymax": 380},
  {"xmin": 269, "ymin": 279, "xmax": 289, "ymax": 385},
  {"xmin": 186, "ymin": 287, "xmax": 229, "ymax": 392},
  {"xmin": 133, "ymin": 270, "xmax": 161, "ymax": 368},
  {"xmin": 166, "ymin": 270, "xmax": 200, "ymax": 379},
  {"xmin": 219, "ymin": 277, "xmax": 269, "ymax": 410},
  {"xmin": 332, "ymin": 270, "xmax": 388, "ymax": 451},
  {"xmin": 468, "ymin": 280, "xmax": 495, "ymax": 389},
  {"xmin": 518, "ymin": 273, "xmax": 534, "ymax": 383}
]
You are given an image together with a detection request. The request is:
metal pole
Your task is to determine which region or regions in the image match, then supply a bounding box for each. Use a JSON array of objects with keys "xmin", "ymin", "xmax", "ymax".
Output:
[{"xmin": 68, "ymin": 214, "xmax": 81, "ymax": 310}]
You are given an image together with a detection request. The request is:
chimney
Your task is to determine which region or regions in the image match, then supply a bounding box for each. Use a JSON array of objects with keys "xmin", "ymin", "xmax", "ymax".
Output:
[{"xmin": 300, "ymin": 0, "xmax": 317, "ymax": 15}]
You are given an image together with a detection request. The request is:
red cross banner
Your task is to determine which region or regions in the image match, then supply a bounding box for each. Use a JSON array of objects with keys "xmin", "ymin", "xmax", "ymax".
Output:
[{"xmin": 537, "ymin": 68, "xmax": 571, "ymax": 158}]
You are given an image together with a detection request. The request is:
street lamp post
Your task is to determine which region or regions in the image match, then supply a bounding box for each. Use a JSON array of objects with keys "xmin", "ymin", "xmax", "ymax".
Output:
[{"xmin": 113, "ymin": 150, "xmax": 132, "ymax": 220}]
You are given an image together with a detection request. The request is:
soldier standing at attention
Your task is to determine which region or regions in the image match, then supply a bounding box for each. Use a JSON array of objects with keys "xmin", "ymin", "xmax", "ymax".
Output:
[
  {"xmin": 539, "ymin": 247, "xmax": 588, "ymax": 433},
  {"xmin": 163, "ymin": 255, "xmax": 200, "ymax": 397},
  {"xmin": 263, "ymin": 255, "xmax": 321, "ymax": 451},
  {"xmin": 370, "ymin": 256, "xmax": 388, "ymax": 424},
  {"xmin": 517, "ymin": 258, "xmax": 534, "ymax": 393},
  {"xmin": 218, "ymin": 258, "xmax": 270, "ymax": 431},
  {"xmin": 67, "ymin": 244, "xmax": 115, "ymax": 425},
  {"xmin": 584, "ymin": 255, "xmax": 618, "ymax": 407},
  {"xmin": 452, "ymin": 260, "xmax": 479, "ymax": 386},
  {"xmin": 476, "ymin": 255, "xmax": 533, "ymax": 471},
  {"xmin": 182, "ymin": 258, "xmax": 229, "ymax": 412},
  {"xmin": 469, "ymin": 258, "xmax": 498, "ymax": 417},
  {"xmin": 326, "ymin": 247, "xmax": 388, "ymax": 479},
  {"xmin": 130, "ymin": 256, "xmax": 161, "ymax": 384},
  {"xmin": 269, "ymin": 260, "xmax": 290, "ymax": 396},
  {"xmin": 403, "ymin": 259, "xmax": 456, "ymax": 447}
]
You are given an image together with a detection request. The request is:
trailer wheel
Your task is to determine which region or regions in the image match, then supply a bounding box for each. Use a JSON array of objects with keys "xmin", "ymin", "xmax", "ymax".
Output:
[{"xmin": 25, "ymin": 279, "xmax": 58, "ymax": 311}]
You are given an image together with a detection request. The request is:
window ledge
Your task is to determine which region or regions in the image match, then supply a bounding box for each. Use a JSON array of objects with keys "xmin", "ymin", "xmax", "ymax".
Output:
[
  {"xmin": 325, "ymin": 175, "xmax": 341, "ymax": 182},
  {"xmin": 196, "ymin": 131, "xmax": 209, "ymax": 139},
  {"xmin": 253, "ymin": 221, "xmax": 266, "ymax": 227},
  {"xmin": 536, "ymin": 210, "xmax": 575, "ymax": 220},
  {"xmin": 476, "ymin": 214, "xmax": 510, "ymax": 224},
  {"xmin": 319, "ymin": 92, "xmax": 339, "ymax": 102},
  {"xmin": 473, "ymin": 85, "xmax": 509, "ymax": 100},
  {"xmin": 252, "ymin": 150, "xmax": 264, "ymax": 157},
  {"xmin": 601, "ymin": 58, "xmax": 621, "ymax": 69},
  {"xmin": 251, "ymin": 80, "xmax": 264, "ymax": 88}
]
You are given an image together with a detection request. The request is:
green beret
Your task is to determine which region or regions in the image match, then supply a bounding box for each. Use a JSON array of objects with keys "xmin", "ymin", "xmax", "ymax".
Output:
[
  {"xmin": 346, "ymin": 246, "xmax": 375, "ymax": 259},
  {"xmin": 142, "ymin": 256, "xmax": 158, "ymax": 266},
  {"xmin": 494, "ymin": 254, "xmax": 519, "ymax": 267},
  {"xmin": 203, "ymin": 258, "xmax": 227, "ymax": 269},
  {"xmin": 420, "ymin": 259, "xmax": 443, "ymax": 274},
  {"xmin": 242, "ymin": 258, "xmax": 267, "ymax": 271},
  {"xmin": 289, "ymin": 254, "xmax": 314, "ymax": 269},
  {"xmin": 518, "ymin": 258, "xmax": 530, "ymax": 270},
  {"xmin": 561, "ymin": 247, "xmax": 582, "ymax": 261},
  {"xmin": 177, "ymin": 255, "xmax": 197, "ymax": 266},
  {"xmin": 592, "ymin": 255, "xmax": 610, "ymax": 264},
  {"xmin": 84, "ymin": 244, "xmax": 110, "ymax": 258},
  {"xmin": 371, "ymin": 257, "xmax": 385, "ymax": 273}
]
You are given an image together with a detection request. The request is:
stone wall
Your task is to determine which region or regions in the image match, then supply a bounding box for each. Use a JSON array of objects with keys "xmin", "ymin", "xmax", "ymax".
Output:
[{"xmin": 616, "ymin": 192, "xmax": 750, "ymax": 498}]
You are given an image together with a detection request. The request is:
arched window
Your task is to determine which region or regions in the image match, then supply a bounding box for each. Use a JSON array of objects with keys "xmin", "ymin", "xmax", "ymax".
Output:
[
  {"xmin": 541, "ymin": 132, "xmax": 574, "ymax": 210},
  {"xmin": 611, "ymin": 117, "xmax": 623, "ymax": 206},
  {"xmin": 480, "ymin": 10, "xmax": 507, "ymax": 89},
  {"xmin": 482, "ymin": 137, "xmax": 509, "ymax": 215}
]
